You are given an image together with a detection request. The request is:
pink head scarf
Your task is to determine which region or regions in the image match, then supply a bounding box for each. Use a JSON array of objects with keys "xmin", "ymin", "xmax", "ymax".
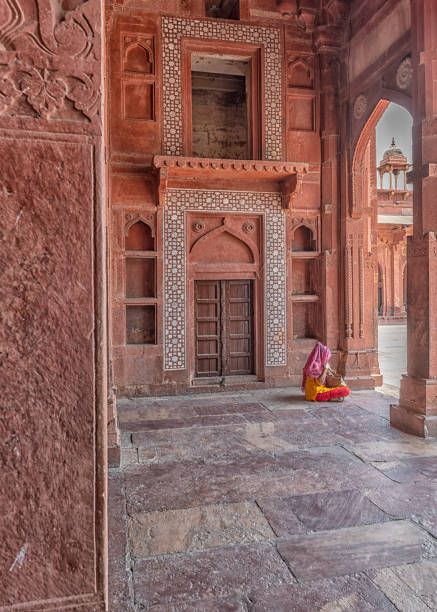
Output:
[{"xmin": 301, "ymin": 341, "xmax": 331, "ymax": 392}]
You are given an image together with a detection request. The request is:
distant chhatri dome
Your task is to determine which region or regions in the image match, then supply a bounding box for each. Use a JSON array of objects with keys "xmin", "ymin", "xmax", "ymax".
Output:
[{"xmin": 383, "ymin": 137, "xmax": 406, "ymax": 160}]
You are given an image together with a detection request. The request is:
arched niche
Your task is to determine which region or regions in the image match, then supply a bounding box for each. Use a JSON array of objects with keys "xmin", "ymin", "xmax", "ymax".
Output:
[
  {"xmin": 288, "ymin": 60, "xmax": 313, "ymax": 88},
  {"xmin": 125, "ymin": 219, "xmax": 154, "ymax": 251},
  {"xmin": 291, "ymin": 225, "xmax": 316, "ymax": 251},
  {"xmin": 124, "ymin": 43, "xmax": 153, "ymax": 74}
]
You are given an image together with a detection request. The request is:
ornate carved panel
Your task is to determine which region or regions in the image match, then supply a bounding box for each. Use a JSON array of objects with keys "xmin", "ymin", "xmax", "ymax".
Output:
[
  {"xmin": 163, "ymin": 190, "xmax": 286, "ymax": 369},
  {"xmin": 161, "ymin": 17, "xmax": 282, "ymax": 160},
  {"xmin": 0, "ymin": 0, "xmax": 101, "ymax": 121}
]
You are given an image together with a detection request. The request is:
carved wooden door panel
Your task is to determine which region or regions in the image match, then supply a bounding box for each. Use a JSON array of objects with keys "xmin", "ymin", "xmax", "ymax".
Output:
[
  {"xmin": 195, "ymin": 280, "xmax": 221, "ymax": 377},
  {"xmin": 223, "ymin": 280, "xmax": 253, "ymax": 376},
  {"xmin": 195, "ymin": 280, "xmax": 254, "ymax": 377}
]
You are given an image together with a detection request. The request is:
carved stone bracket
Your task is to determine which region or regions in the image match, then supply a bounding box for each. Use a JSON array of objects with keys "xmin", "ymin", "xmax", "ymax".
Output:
[{"xmin": 157, "ymin": 166, "xmax": 169, "ymax": 206}]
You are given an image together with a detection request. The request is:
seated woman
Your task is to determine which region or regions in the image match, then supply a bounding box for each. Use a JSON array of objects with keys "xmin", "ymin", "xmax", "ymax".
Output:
[{"xmin": 302, "ymin": 341, "xmax": 350, "ymax": 402}]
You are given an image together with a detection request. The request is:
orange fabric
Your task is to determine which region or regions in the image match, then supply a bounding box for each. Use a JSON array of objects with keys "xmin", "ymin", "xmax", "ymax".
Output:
[
  {"xmin": 305, "ymin": 376, "xmax": 350, "ymax": 402},
  {"xmin": 304, "ymin": 376, "xmax": 332, "ymax": 401}
]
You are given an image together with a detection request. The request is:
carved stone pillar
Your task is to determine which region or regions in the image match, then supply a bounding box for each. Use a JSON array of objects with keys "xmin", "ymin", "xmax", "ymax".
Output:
[
  {"xmin": 391, "ymin": 0, "xmax": 437, "ymax": 436},
  {"xmin": 0, "ymin": 0, "xmax": 107, "ymax": 608},
  {"xmin": 314, "ymin": 26, "xmax": 342, "ymax": 350}
]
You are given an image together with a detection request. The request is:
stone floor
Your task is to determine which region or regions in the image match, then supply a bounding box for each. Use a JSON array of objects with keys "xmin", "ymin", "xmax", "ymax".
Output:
[{"xmin": 109, "ymin": 387, "xmax": 437, "ymax": 611}]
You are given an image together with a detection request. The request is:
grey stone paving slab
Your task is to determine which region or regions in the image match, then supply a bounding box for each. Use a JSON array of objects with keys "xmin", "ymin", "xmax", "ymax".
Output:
[
  {"xmin": 342, "ymin": 437, "xmax": 437, "ymax": 462},
  {"xmin": 277, "ymin": 520, "xmax": 426, "ymax": 580},
  {"xmin": 366, "ymin": 481, "xmax": 437, "ymax": 519},
  {"xmin": 258, "ymin": 489, "xmax": 389, "ymax": 536},
  {"xmin": 124, "ymin": 447, "xmax": 393, "ymax": 513},
  {"xmin": 370, "ymin": 460, "xmax": 430, "ymax": 483},
  {"xmin": 391, "ymin": 558, "xmax": 437, "ymax": 609},
  {"xmin": 403, "ymin": 455, "xmax": 437, "ymax": 479},
  {"xmin": 149, "ymin": 597, "xmax": 248, "ymax": 611},
  {"xmin": 309, "ymin": 403, "xmax": 408, "ymax": 443},
  {"xmin": 133, "ymin": 543, "xmax": 294, "ymax": 608},
  {"xmin": 128, "ymin": 501, "xmax": 275, "ymax": 557},
  {"xmin": 250, "ymin": 574, "xmax": 397, "ymax": 611},
  {"xmin": 368, "ymin": 566, "xmax": 432, "ymax": 612},
  {"xmin": 123, "ymin": 413, "xmax": 247, "ymax": 432}
]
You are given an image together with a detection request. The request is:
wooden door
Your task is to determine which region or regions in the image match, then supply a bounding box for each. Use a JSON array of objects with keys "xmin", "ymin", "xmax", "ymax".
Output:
[
  {"xmin": 224, "ymin": 280, "xmax": 253, "ymax": 375},
  {"xmin": 195, "ymin": 280, "xmax": 254, "ymax": 377}
]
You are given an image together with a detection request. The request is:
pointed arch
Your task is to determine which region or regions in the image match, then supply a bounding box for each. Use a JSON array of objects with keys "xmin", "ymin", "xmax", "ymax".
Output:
[
  {"xmin": 190, "ymin": 223, "xmax": 259, "ymax": 265},
  {"xmin": 125, "ymin": 217, "xmax": 155, "ymax": 251},
  {"xmin": 287, "ymin": 58, "xmax": 313, "ymax": 88},
  {"xmin": 291, "ymin": 224, "xmax": 316, "ymax": 251},
  {"xmin": 124, "ymin": 43, "xmax": 153, "ymax": 74}
]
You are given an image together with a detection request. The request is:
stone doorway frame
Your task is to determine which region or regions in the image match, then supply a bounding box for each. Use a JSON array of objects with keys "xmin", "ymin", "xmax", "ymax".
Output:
[{"xmin": 163, "ymin": 188, "xmax": 287, "ymax": 373}]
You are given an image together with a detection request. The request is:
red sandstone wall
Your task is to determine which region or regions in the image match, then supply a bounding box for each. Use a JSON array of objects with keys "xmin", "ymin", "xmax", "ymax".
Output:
[
  {"xmin": 0, "ymin": 0, "xmax": 106, "ymax": 608},
  {"xmin": 107, "ymin": 1, "xmax": 331, "ymax": 394}
]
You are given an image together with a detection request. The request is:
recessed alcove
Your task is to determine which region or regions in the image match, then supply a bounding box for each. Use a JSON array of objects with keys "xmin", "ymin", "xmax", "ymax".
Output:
[
  {"xmin": 288, "ymin": 62, "xmax": 313, "ymax": 88},
  {"xmin": 124, "ymin": 44, "xmax": 153, "ymax": 74},
  {"xmin": 125, "ymin": 258, "xmax": 155, "ymax": 298},
  {"xmin": 292, "ymin": 225, "xmax": 316, "ymax": 251},
  {"xmin": 292, "ymin": 301, "xmax": 319, "ymax": 339},
  {"xmin": 291, "ymin": 259, "xmax": 317, "ymax": 295},
  {"xmin": 126, "ymin": 305, "xmax": 156, "ymax": 344},
  {"xmin": 126, "ymin": 220, "xmax": 155, "ymax": 251}
]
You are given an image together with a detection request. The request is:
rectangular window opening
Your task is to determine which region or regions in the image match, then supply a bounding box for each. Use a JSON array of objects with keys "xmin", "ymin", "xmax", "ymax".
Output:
[
  {"xmin": 191, "ymin": 54, "xmax": 251, "ymax": 160},
  {"xmin": 205, "ymin": 0, "xmax": 240, "ymax": 20}
]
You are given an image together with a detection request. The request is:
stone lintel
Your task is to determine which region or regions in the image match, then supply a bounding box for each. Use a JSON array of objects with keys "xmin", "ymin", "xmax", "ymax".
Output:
[{"xmin": 153, "ymin": 155, "xmax": 308, "ymax": 181}]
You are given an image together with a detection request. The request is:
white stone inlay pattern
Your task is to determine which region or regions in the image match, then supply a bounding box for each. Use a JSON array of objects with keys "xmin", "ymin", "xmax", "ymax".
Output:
[
  {"xmin": 164, "ymin": 189, "xmax": 286, "ymax": 370},
  {"xmin": 162, "ymin": 16, "xmax": 282, "ymax": 160}
]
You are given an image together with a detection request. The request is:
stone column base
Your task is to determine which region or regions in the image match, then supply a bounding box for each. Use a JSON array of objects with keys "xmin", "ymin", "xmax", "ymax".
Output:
[
  {"xmin": 390, "ymin": 375, "xmax": 437, "ymax": 437},
  {"xmin": 340, "ymin": 349, "xmax": 378, "ymax": 390}
]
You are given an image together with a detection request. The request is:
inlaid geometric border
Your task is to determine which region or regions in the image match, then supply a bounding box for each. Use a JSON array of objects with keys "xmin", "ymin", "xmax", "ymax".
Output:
[
  {"xmin": 163, "ymin": 189, "xmax": 286, "ymax": 370},
  {"xmin": 161, "ymin": 17, "xmax": 282, "ymax": 160}
]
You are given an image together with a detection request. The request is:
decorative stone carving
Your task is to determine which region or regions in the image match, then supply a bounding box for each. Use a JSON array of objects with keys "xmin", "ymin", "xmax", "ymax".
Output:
[
  {"xmin": 353, "ymin": 94, "xmax": 367, "ymax": 120},
  {"xmin": 164, "ymin": 189, "xmax": 286, "ymax": 370},
  {"xmin": 192, "ymin": 221, "xmax": 205, "ymax": 233},
  {"xmin": 291, "ymin": 217, "xmax": 316, "ymax": 230},
  {"xmin": 396, "ymin": 56, "xmax": 413, "ymax": 90},
  {"xmin": 161, "ymin": 17, "xmax": 282, "ymax": 160},
  {"xmin": 0, "ymin": 0, "xmax": 100, "ymax": 120},
  {"xmin": 358, "ymin": 234, "xmax": 364, "ymax": 338},
  {"xmin": 345, "ymin": 234, "xmax": 353, "ymax": 338},
  {"xmin": 242, "ymin": 221, "xmax": 255, "ymax": 234},
  {"xmin": 125, "ymin": 213, "xmax": 155, "ymax": 236}
]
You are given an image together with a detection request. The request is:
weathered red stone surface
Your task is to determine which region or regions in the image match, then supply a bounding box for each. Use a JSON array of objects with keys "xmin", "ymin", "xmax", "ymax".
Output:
[
  {"xmin": 0, "ymin": 0, "xmax": 106, "ymax": 608},
  {"xmin": 104, "ymin": 0, "xmax": 436, "ymax": 439},
  {"xmin": 3, "ymin": 0, "xmax": 437, "ymax": 608},
  {"xmin": 109, "ymin": 388, "xmax": 437, "ymax": 610}
]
